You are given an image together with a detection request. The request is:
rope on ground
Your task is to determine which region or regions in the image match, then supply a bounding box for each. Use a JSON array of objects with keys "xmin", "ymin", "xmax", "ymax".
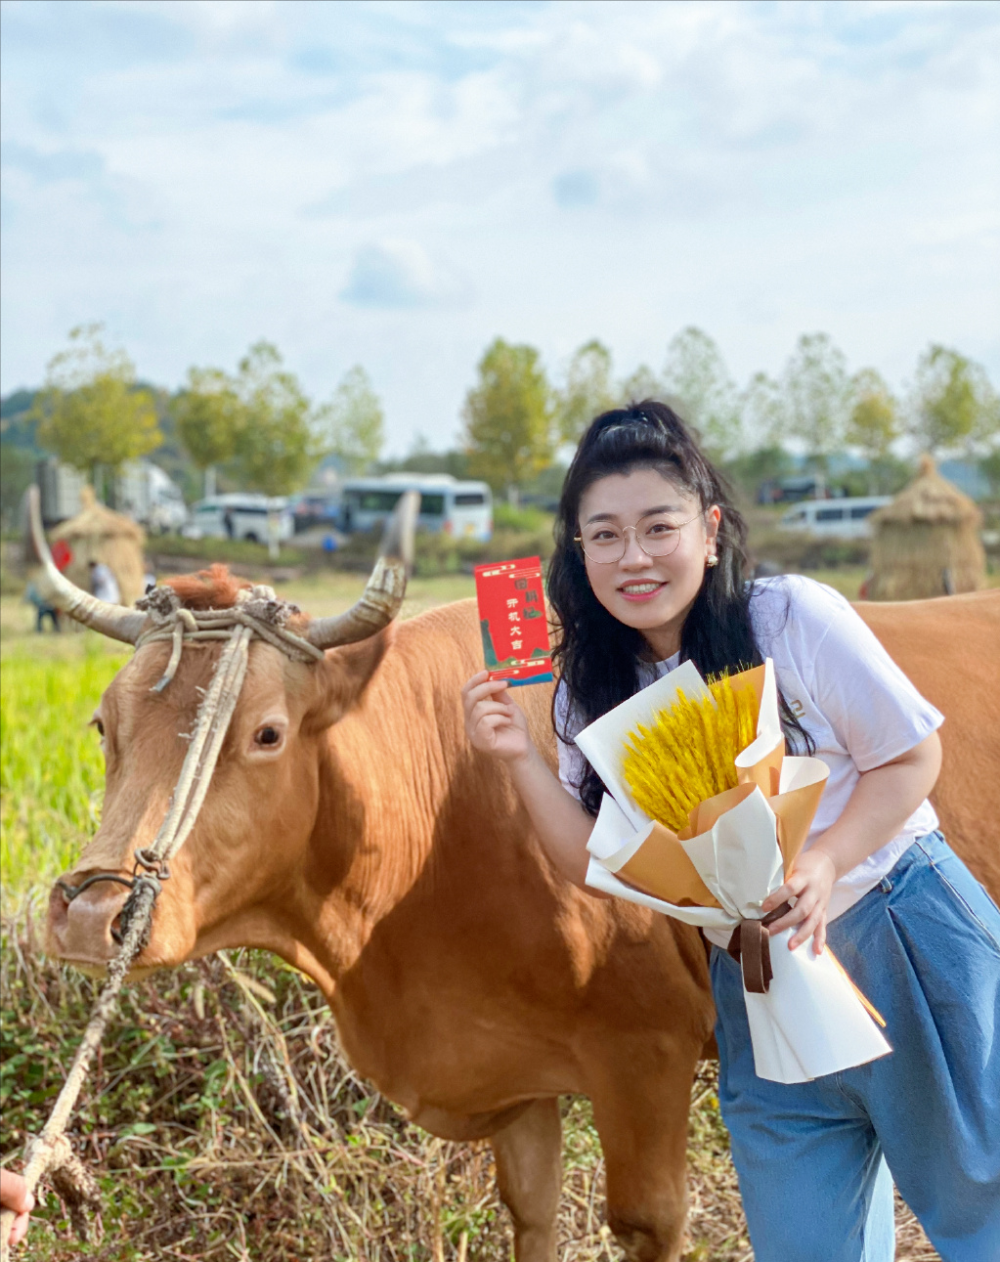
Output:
[{"xmin": 0, "ymin": 585, "xmax": 323, "ymax": 1259}]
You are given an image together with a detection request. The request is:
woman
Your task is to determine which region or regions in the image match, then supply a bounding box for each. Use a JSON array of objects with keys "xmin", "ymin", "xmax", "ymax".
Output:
[{"xmin": 462, "ymin": 403, "xmax": 1000, "ymax": 1262}]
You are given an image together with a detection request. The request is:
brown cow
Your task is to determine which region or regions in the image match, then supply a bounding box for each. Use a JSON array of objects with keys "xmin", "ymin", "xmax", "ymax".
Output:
[{"xmin": 42, "ymin": 540, "xmax": 999, "ymax": 1261}]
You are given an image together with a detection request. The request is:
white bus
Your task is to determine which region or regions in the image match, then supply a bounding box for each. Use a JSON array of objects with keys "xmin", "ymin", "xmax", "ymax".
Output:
[
  {"xmin": 339, "ymin": 475, "xmax": 493, "ymax": 541},
  {"xmin": 778, "ymin": 496, "xmax": 891, "ymax": 539}
]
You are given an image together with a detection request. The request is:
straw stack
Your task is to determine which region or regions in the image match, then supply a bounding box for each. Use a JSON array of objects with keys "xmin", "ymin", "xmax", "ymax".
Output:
[
  {"xmin": 50, "ymin": 487, "xmax": 147, "ymax": 607},
  {"xmin": 867, "ymin": 456, "xmax": 985, "ymax": 601}
]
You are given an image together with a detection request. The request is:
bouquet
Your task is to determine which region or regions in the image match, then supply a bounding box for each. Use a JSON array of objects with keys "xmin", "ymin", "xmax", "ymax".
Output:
[{"xmin": 576, "ymin": 659, "xmax": 891, "ymax": 1084}]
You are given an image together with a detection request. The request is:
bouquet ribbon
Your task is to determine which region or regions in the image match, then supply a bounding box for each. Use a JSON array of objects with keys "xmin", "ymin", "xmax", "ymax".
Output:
[
  {"xmin": 575, "ymin": 659, "xmax": 892, "ymax": 1084},
  {"xmin": 726, "ymin": 899, "xmax": 791, "ymax": 992}
]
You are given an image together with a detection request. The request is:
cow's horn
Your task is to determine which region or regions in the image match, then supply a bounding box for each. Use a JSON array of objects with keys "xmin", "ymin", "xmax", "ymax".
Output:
[
  {"xmin": 307, "ymin": 489, "xmax": 419, "ymax": 650},
  {"xmin": 28, "ymin": 486, "xmax": 146, "ymax": 644}
]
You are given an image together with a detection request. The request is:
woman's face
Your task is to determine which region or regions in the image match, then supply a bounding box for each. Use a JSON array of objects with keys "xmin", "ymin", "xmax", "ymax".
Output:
[{"xmin": 577, "ymin": 467, "xmax": 721, "ymax": 660}]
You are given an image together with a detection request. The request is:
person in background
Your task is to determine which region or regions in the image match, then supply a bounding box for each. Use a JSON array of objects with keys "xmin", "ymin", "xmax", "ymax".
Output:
[
  {"xmin": 24, "ymin": 582, "xmax": 60, "ymax": 632},
  {"xmin": 0, "ymin": 1168, "xmax": 34, "ymax": 1248},
  {"xmin": 88, "ymin": 559, "xmax": 120, "ymax": 604}
]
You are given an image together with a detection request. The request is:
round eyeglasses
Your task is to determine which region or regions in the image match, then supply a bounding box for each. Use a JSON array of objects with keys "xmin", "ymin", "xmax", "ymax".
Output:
[{"xmin": 575, "ymin": 512, "xmax": 703, "ymax": 564}]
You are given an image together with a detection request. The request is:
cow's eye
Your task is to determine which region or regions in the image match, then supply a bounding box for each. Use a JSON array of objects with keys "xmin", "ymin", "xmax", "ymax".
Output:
[
  {"xmin": 92, "ymin": 717, "xmax": 105, "ymax": 738},
  {"xmin": 255, "ymin": 726, "xmax": 282, "ymax": 748}
]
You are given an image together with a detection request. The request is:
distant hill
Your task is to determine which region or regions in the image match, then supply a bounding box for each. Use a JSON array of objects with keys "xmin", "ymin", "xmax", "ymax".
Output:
[{"xmin": 0, "ymin": 388, "xmax": 41, "ymax": 452}]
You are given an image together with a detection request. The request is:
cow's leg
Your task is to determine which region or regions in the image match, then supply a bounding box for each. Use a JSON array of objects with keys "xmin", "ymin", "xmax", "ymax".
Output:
[
  {"xmin": 490, "ymin": 1097, "xmax": 562, "ymax": 1262},
  {"xmin": 588, "ymin": 1042, "xmax": 700, "ymax": 1262}
]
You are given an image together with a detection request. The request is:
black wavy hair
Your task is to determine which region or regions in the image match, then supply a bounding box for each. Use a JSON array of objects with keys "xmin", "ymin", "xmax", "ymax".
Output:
[{"xmin": 548, "ymin": 401, "xmax": 812, "ymax": 816}]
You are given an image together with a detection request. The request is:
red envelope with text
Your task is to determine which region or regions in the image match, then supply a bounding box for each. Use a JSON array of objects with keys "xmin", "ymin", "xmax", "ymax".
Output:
[{"xmin": 474, "ymin": 556, "xmax": 553, "ymax": 687}]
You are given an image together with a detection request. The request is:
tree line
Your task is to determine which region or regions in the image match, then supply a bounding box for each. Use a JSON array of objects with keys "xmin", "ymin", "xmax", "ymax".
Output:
[
  {"xmin": 4, "ymin": 324, "xmax": 385, "ymax": 505},
  {"xmin": 2, "ymin": 322, "xmax": 997, "ymax": 522},
  {"xmin": 462, "ymin": 330, "xmax": 1000, "ymax": 503}
]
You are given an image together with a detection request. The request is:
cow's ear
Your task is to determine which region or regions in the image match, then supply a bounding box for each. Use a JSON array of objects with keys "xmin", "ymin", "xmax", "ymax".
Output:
[{"xmin": 302, "ymin": 626, "xmax": 392, "ymax": 733}]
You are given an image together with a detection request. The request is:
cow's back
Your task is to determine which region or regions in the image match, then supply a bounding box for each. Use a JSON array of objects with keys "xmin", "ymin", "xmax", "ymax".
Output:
[
  {"xmin": 390, "ymin": 592, "xmax": 999, "ymax": 897},
  {"xmin": 856, "ymin": 589, "xmax": 1000, "ymax": 896}
]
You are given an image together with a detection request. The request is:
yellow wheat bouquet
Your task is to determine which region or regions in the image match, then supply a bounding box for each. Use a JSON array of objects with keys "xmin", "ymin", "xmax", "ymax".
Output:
[{"xmin": 621, "ymin": 675, "xmax": 760, "ymax": 833}]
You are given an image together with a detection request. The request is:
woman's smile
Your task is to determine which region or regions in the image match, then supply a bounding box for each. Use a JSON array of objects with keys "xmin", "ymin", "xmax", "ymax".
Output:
[{"xmin": 617, "ymin": 579, "xmax": 668, "ymax": 601}]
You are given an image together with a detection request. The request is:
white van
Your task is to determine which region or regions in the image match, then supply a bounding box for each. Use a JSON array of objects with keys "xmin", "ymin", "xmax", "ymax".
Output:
[
  {"xmin": 778, "ymin": 497, "xmax": 891, "ymax": 539},
  {"xmin": 188, "ymin": 494, "xmax": 294, "ymax": 545},
  {"xmin": 339, "ymin": 475, "xmax": 493, "ymax": 542}
]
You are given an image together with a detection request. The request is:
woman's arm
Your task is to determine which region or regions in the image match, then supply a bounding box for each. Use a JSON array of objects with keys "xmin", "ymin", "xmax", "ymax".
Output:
[
  {"xmin": 462, "ymin": 672, "xmax": 597, "ymax": 888},
  {"xmin": 762, "ymin": 729, "xmax": 942, "ymax": 953}
]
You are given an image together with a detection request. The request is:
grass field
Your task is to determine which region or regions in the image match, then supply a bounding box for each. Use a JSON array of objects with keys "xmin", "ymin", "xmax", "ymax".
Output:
[{"xmin": 0, "ymin": 575, "xmax": 936, "ymax": 1260}]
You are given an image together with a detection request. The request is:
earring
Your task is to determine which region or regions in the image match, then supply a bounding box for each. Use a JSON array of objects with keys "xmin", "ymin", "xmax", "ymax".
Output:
[{"xmin": 706, "ymin": 554, "xmax": 718, "ymax": 567}]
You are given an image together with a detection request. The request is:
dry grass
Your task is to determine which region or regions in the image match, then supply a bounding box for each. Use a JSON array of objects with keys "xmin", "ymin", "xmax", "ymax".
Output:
[
  {"xmin": 0, "ymin": 912, "xmax": 940, "ymax": 1261},
  {"xmin": 1, "ymin": 907, "xmax": 751, "ymax": 1262}
]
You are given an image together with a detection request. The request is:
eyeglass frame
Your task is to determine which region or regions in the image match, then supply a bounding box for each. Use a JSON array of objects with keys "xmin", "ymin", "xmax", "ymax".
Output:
[{"xmin": 574, "ymin": 511, "xmax": 707, "ymax": 565}]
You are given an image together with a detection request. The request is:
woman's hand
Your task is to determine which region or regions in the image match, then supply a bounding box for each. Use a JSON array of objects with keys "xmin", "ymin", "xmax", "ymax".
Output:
[
  {"xmin": 0, "ymin": 1168, "xmax": 34, "ymax": 1248},
  {"xmin": 761, "ymin": 848, "xmax": 837, "ymax": 955},
  {"xmin": 462, "ymin": 671, "xmax": 533, "ymax": 765}
]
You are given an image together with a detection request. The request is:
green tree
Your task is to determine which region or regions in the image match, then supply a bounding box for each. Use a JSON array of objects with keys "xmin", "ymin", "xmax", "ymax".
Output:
[
  {"xmin": 619, "ymin": 364, "xmax": 666, "ymax": 406},
  {"xmin": 781, "ymin": 333, "xmax": 849, "ymax": 481},
  {"xmin": 979, "ymin": 447, "xmax": 1000, "ymax": 499},
  {"xmin": 232, "ymin": 342, "xmax": 324, "ymax": 496},
  {"xmin": 172, "ymin": 367, "xmax": 242, "ymax": 498},
  {"xmin": 0, "ymin": 443, "xmax": 36, "ymax": 530},
  {"xmin": 740, "ymin": 372, "xmax": 785, "ymax": 449},
  {"xmin": 324, "ymin": 365, "xmax": 385, "ymax": 476},
  {"xmin": 32, "ymin": 324, "xmax": 161, "ymax": 501},
  {"xmin": 378, "ymin": 434, "xmax": 469, "ymax": 479},
  {"xmin": 230, "ymin": 342, "xmax": 326, "ymax": 554},
  {"xmin": 662, "ymin": 326, "xmax": 742, "ymax": 458},
  {"xmin": 908, "ymin": 345, "xmax": 1000, "ymax": 456},
  {"xmin": 723, "ymin": 445, "xmax": 796, "ymax": 505},
  {"xmin": 463, "ymin": 338, "xmax": 553, "ymax": 505},
  {"xmin": 846, "ymin": 368, "xmax": 900, "ymax": 494},
  {"xmin": 555, "ymin": 340, "xmax": 616, "ymax": 443}
]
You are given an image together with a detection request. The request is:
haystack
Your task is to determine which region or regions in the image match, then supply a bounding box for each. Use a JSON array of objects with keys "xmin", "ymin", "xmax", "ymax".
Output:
[
  {"xmin": 867, "ymin": 456, "xmax": 985, "ymax": 601},
  {"xmin": 50, "ymin": 487, "xmax": 147, "ymax": 607}
]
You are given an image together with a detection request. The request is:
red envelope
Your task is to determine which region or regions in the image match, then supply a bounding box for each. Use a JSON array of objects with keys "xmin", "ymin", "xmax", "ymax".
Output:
[{"xmin": 474, "ymin": 556, "xmax": 553, "ymax": 687}]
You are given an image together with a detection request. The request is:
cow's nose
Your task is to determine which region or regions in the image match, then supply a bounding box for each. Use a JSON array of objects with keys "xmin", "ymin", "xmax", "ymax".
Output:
[{"xmin": 47, "ymin": 874, "xmax": 130, "ymax": 964}]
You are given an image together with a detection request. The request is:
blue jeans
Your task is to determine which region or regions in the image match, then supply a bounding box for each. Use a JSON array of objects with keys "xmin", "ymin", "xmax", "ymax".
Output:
[{"xmin": 710, "ymin": 833, "xmax": 1000, "ymax": 1262}]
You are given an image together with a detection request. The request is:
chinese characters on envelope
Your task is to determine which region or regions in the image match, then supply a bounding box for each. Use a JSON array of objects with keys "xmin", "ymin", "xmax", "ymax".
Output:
[{"xmin": 474, "ymin": 556, "xmax": 553, "ymax": 687}]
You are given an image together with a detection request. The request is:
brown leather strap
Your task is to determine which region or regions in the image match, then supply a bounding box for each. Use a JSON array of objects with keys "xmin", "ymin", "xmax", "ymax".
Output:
[{"xmin": 726, "ymin": 901, "xmax": 793, "ymax": 994}]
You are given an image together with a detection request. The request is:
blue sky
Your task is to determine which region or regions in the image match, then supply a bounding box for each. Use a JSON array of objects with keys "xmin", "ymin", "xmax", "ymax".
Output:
[{"xmin": 2, "ymin": 0, "xmax": 998, "ymax": 454}]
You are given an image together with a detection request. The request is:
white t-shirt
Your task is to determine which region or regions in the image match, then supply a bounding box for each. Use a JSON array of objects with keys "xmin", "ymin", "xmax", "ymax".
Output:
[{"xmin": 555, "ymin": 575, "xmax": 944, "ymax": 945}]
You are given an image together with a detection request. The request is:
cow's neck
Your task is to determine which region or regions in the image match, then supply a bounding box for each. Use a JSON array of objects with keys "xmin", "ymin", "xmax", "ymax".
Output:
[{"xmin": 280, "ymin": 663, "xmax": 471, "ymax": 993}]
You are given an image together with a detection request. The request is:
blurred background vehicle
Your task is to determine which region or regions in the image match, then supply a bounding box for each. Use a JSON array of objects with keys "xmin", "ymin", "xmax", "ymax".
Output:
[
  {"xmin": 290, "ymin": 494, "xmax": 341, "ymax": 534},
  {"xmin": 117, "ymin": 461, "xmax": 188, "ymax": 534},
  {"xmin": 756, "ymin": 476, "xmax": 840, "ymax": 505},
  {"xmin": 339, "ymin": 475, "xmax": 492, "ymax": 541},
  {"xmin": 186, "ymin": 494, "xmax": 294, "ymax": 545},
  {"xmin": 778, "ymin": 496, "xmax": 892, "ymax": 538},
  {"xmin": 35, "ymin": 458, "xmax": 187, "ymax": 533}
]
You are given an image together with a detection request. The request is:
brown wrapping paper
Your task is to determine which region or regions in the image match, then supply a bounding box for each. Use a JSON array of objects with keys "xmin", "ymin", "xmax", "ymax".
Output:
[{"xmin": 617, "ymin": 822, "xmax": 721, "ymax": 907}]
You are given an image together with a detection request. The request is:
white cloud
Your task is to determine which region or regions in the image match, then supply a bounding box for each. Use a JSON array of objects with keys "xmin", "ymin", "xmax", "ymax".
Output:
[
  {"xmin": 340, "ymin": 239, "xmax": 472, "ymax": 308},
  {"xmin": 1, "ymin": 0, "xmax": 998, "ymax": 455}
]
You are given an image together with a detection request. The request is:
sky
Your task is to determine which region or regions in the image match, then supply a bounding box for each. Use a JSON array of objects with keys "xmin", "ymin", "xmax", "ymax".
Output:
[{"xmin": 2, "ymin": 0, "xmax": 998, "ymax": 455}]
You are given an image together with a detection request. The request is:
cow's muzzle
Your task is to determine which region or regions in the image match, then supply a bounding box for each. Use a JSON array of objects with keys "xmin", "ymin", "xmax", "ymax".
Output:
[
  {"xmin": 48, "ymin": 873, "xmax": 131, "ymax": 967},
  {"xmin": 49, "ymin": 850, "xmax": 170, "ymax": 967}
]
